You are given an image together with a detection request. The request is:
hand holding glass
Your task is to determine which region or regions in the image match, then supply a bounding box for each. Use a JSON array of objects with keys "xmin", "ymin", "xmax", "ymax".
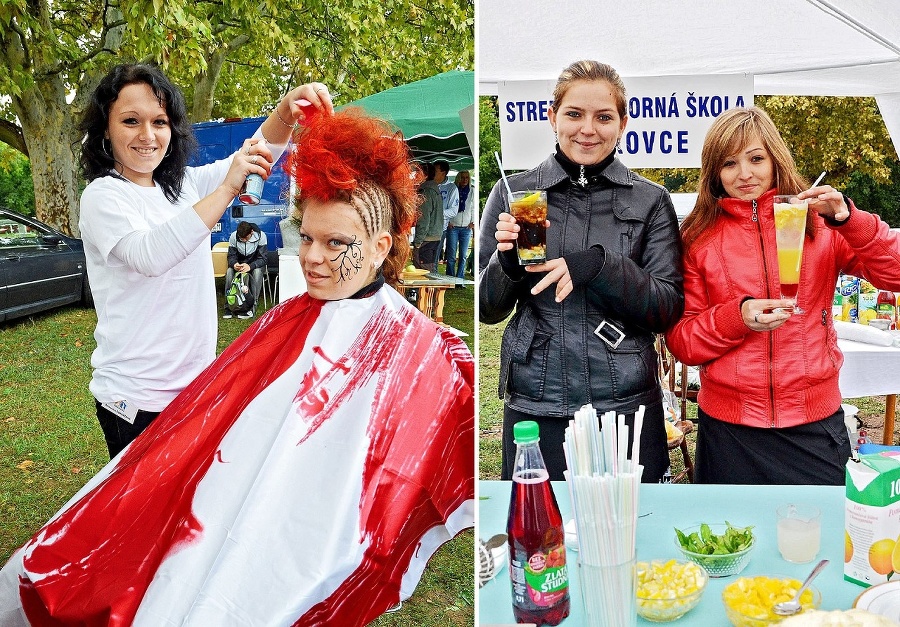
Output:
[
  {"xmin": 773, "ymin": 195, "xmax": 808, "ymax": 314},
  {"xmin": 508, "ymin": 191, "xmax": 548, "ymax": 265}
]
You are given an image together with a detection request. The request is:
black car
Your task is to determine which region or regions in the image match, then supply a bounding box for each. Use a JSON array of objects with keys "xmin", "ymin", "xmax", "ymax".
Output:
[{"xmin": 0, "ymin": 208, "xmax": 92, "ymax": 322}]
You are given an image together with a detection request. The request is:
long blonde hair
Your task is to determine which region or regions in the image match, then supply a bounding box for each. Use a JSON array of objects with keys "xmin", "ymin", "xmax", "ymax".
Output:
[{"xmin": 681, "ymin": 106, "xmax": 814, "ymax": 251}]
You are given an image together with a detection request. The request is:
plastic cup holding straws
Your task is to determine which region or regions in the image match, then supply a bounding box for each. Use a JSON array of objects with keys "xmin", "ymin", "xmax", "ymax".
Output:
[{"xmin": 563, "ymin": 404, "xmax": 645, "ymax": 627}]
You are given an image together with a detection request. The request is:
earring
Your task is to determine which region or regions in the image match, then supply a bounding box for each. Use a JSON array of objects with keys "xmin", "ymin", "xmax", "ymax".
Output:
[
  {"xmin": 164, "ymin": 142, "xmax": 172, "ymax": 158},
  {"xmin": 101, "ymin": 138, "xmax": 113, "ymax": 160}
]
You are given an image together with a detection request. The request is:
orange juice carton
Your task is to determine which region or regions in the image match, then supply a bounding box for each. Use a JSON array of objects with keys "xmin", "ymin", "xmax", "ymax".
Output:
[
  {"xmin": 857, "ymin": 280, "xmax": 878, "ymax": 325},
  {"xmin": 844, "ymin": 451, "xmax": 900, "ymax": 587}
]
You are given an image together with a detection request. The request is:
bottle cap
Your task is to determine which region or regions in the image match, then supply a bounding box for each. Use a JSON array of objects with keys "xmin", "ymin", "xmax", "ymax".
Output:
[{"xmin": 513, "ymin": 420, "xmax": 540, "ymax": 444}]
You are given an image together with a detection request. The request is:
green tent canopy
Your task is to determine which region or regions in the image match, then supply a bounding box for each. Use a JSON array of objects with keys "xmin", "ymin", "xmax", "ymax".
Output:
[{"xmin": 343, "ymin": 70, "xmax": 474, "ymax": 171}]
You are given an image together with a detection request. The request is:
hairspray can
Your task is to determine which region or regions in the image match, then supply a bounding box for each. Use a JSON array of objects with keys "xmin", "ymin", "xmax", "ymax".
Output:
[{"xmin": 239, "ymin": 173, "xmax": 263, "ymax": 205}]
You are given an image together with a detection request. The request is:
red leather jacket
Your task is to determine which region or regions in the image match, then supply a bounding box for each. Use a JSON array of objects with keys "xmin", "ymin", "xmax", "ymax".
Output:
[{"xmin": 665, "ymin": 188, "xmax": 900, "ymax": 428}]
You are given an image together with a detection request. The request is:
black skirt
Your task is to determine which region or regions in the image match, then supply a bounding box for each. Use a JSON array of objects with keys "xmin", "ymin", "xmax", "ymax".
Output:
[
  {"xmin": 695, "ymin": 405, "xmax": 850, "ymax": 485},
  {"xmin": 501, "ymin": 401, "xmax": 669, "ymax": 483}
]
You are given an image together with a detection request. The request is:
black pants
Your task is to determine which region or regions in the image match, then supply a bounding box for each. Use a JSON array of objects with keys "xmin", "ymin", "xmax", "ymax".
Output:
[
  {"xmin": 501, "ymin": 401, "xmax": 669, "ymax": 483},
  {"xmin": 695, "ymin": 405, "xmax": 849, "ymax": 485},
  {"xmin": 414, "ymin": 241, "xmax": 439, "ymax": 271},
  {"xmin": 95, "ymin": 400, "xmax": 161, "ymax": 459}
]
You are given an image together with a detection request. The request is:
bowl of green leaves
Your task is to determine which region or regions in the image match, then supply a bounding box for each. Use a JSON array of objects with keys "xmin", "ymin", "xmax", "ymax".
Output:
[{"xmin": 674, "ymin": 522, "xmax": 755, "ymax": 578}]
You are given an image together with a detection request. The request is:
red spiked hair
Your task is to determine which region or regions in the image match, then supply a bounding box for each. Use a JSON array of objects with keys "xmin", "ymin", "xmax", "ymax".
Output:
[{"xmin": 285, "ymin": 108, "xmax": 422, "ymax": 286}]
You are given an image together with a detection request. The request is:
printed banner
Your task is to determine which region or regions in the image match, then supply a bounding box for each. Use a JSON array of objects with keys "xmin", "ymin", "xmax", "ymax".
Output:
[{"xmin": 498, "ymin": 74, "xmax": 754, "ymax": 170}]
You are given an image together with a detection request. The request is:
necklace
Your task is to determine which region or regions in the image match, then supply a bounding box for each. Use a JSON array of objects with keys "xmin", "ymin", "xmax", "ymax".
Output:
[{"xmin": 577, "ymin": 165, "xmax": 588, "ymax": 187}]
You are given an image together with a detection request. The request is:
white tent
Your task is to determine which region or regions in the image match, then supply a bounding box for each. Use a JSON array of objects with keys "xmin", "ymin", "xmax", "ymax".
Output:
[{"xmin": 479, "ymin": 0, "xmax": 900, "ymax": 158}]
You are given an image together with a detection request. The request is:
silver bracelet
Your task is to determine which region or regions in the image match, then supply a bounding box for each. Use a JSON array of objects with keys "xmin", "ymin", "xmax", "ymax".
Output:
[{"xmin": 274, "ymin": 106, "xmax": 294, "ymax": 129}]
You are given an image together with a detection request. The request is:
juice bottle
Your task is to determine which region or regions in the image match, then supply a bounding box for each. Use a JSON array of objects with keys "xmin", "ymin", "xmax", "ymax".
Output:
[
  {"xmin": 876, "ymin": 290, "xmax": 896, "ymax": 329},
  {"xmin": 507, "ymin": 421, "xmax": 570, "ymax": 625}
]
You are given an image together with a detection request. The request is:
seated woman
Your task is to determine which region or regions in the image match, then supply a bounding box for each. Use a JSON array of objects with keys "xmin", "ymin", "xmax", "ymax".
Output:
[{"xmin": 0, "ymin": 110, "xmax": 474, "ymax": 626}]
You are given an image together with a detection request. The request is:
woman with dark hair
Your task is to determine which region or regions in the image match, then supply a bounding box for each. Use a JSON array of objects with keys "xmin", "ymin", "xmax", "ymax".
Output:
[
  {"xmin": 666, "ymin": 106, "xmax": 900, "ymax": 484},
  {"xmin": 0, "ymin": 109, "xmax": 474, "ymax": 626},
  {"xmin": 77, "ymin": 63, "xmax": 333, "ymax": 458},
  {"xmin": 479, "ymin": 60, "xmax": 684, "ymax": 483}
]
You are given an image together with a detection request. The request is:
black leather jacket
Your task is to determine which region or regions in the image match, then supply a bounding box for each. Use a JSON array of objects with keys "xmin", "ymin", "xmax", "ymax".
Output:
[{"xmin": 479, "ymin": 155, "xmax": 684, "ymax": 417}]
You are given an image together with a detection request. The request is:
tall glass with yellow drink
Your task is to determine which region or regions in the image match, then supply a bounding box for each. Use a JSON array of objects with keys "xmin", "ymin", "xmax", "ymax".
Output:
[{"xmin": 773, "ymin": 195, "xmax": 808, "ymax": 314}]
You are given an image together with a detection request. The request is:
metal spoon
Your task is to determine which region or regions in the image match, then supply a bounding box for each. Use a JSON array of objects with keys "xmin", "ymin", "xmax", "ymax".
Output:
[{"xmin": 773, "ymin": 559, "xmax": 829, "ymax": 616}]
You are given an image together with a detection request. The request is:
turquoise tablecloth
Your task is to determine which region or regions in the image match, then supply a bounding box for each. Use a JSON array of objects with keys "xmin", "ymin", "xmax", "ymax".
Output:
[{"xmin": 479, "ymin": 481, "xmax": 866, "ymax": 625}]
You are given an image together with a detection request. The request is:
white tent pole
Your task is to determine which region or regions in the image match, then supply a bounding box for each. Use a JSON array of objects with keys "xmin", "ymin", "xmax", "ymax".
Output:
[{"xmin": 809, "ymin": 0, "xmax": 900, "ymax": 55}]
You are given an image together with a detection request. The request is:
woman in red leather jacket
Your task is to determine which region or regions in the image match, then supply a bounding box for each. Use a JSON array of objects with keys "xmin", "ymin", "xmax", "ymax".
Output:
[{"xmin": 665, "ymin": 106, "xmax": 900, "ymax": 485}]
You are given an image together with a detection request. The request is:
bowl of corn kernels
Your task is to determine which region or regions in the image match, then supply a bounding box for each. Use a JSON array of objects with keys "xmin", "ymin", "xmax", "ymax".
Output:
[{"xmin": 636, "ymin": 559, "xmax": 708, "ymax": 622}]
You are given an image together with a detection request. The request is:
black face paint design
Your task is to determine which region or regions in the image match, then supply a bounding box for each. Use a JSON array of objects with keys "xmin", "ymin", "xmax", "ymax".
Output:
[{"xmin": 331, "ymin": 236, "xmax": 363, "ymax": 283}]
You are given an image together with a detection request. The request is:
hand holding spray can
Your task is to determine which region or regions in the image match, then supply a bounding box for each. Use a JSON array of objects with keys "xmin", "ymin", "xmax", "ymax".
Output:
[
  {"xmin": 239, "ymin": 98, "xmax": 322, "ymax": 205},
  {"xmin": 239, "ymin": 173, "xmax": 264, "ymax": 205}
]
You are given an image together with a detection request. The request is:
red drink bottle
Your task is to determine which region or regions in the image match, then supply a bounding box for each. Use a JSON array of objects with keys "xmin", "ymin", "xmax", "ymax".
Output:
[
  {"xmin": 876, "ymin": 290, "xmax": 896, "ymax": 328},
  {"xmin": 507, "ymin": 421, "xmax": 570, "ymax": 625}
]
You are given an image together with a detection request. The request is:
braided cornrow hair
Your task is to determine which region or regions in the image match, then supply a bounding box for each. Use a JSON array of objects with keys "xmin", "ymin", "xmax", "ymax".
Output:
[{"xmin": 285, "ymin": 108, "xmax": 421, "ymax": 287}]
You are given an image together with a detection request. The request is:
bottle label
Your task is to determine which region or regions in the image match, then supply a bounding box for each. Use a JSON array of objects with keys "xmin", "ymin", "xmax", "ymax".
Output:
[
  {"xmin": 513, "ymin": 545, "xmax": 568, "ymax": 607},
  {"xmin": 876, "ymin": 303, "xmax": 894, "ymax": 318}
]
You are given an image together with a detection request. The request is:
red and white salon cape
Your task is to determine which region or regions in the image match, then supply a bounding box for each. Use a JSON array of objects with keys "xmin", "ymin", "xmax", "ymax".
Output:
[{"xmin": 0, "ymin": 285, "xmax": 474, "ymax": 626}]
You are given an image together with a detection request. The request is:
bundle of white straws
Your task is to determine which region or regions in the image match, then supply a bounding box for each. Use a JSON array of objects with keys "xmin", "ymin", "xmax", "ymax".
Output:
[{"xmin": 563, "ymin": 404, "xmax": 644, "ymax": 626}]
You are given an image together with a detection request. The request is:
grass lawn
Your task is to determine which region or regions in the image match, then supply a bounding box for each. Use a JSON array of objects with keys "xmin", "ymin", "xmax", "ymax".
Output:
[
  {"xmin": 0, "ymin": 271, "xmax": 475, "ymax": 627},
  {"xmin": 479, "ymin": 318, "xmax": 898, "ymax": 481}
]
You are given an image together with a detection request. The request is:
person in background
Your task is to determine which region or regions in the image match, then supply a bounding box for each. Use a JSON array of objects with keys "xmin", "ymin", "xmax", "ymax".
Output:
[
  {"xmin": 77, "ymin": 62, "xmax": 332, "ymax": 458},
  {"xmin": 665, "ymin": 106, "xmax": 900, "ymax": 485},
  {"xmin": 223, "ymin": 220, "xmax": 268, "ymax": 319},
  {"xmin": 412, "ymin": 162, "xmax": 443, "ymax": 271},
  {"xmin": 0, "ymin": 108, "xmax": 473, "ymax": 627},
  {"xmin": 434, "ymin": 159, "xmax": 459, "ymax": 269},
  {"xmin": 479, "ymin": 60, "xmax": 684, "ymax": 483},
  {"xmin": 445, "ymin": 169, "xmax": 475, "ymax": 279}
]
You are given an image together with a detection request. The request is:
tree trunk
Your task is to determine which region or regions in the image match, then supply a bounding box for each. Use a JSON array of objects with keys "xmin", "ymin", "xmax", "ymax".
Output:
[
  {"xmin": 13, "ymin": 75, "xmax": 80, "ymax": 236},
  {"xmin": 192, "ymin": 32, "xmax": 250, "ymax": 122},
  {"xmin": 192, "ymin": 47, "xmax": 228, "ymax": 122}
]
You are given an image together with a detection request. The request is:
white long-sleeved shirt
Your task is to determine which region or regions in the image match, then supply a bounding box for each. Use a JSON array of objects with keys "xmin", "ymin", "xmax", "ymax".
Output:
[{"xmin": 79, "ymin": 131, "xmax": 287, "ymax": 411}]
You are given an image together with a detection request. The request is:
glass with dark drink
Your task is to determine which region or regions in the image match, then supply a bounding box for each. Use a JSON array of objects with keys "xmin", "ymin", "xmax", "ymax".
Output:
[{"xmin": 509, "ymin": 190, "xmax": 548, "ymax": 265}]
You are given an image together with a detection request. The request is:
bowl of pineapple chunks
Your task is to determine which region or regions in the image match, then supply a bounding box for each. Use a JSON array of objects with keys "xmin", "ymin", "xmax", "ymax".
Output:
[
  {"xmin": 723, "ymin": 575, "xmax": 821, "ymax": 626},
  {"xmin": 636, "ymin": 559, "xmax": 708, "ymax": 622}
]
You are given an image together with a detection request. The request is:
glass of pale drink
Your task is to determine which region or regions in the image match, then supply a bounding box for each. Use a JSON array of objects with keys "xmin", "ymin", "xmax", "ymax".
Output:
[
  {"xmin": 508, "ymin": 190, "xmax": 548, "ymax": 265},
  {"xmin": 777, "ymin": 504, "xmax": 821, "ymax": 564},
  {"xmin": 773, "ymin": 195, "xmax": 808, "ymax": 314}
]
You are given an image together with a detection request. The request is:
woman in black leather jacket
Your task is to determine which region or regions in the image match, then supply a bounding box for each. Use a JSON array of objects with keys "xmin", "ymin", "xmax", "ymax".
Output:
[{"xmin": 479, "ymin": 60, "xmax": 684, "ymax": 482}]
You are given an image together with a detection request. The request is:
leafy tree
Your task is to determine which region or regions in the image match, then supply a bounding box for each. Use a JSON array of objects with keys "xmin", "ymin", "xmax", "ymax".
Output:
[
  {"xmin": 0, "ymin": 142, "xmax": 35, "ymax": 216},
  {"xmin": 844, "ymin": 159, "xmax": 900, "ymax": 227},
  {"xmin": 478, "ymin": 96, "xmax": 501, "ymax": 213},
  {"xmin": 0, "ymin": 0, "xmax": 473, "ymax": 235},
  {"xmin": 758, "ymin": 95, "xmax": 894, "ymax": 189},
  {"xmin": 171, "ymin": 0, "xmax": 474, "ymax": 121}
]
